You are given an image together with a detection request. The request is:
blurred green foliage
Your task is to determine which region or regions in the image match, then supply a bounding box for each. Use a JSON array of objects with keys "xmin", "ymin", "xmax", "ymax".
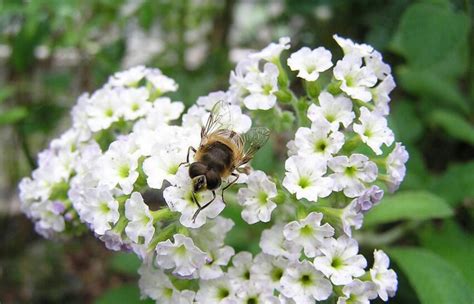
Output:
[{"xmin": 0, "ymin": 0, "xmax": 473, "ymax": 303}]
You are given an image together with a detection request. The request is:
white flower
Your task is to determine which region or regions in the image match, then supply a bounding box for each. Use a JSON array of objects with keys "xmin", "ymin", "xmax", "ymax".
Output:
[
  {"xmin": 138, "ymin": 263, "xmax": 195, "ymax": 304},
  {"xmin": 155, "ymin": 234, "xmax": 209, "ymax": 277},
  {"xmin": 227, "ymin": 252, "xmax": 253, "ymax": 289},
  {"xmin": 229, "ymin": 57, "xmax": 260, "ymax": 102},
  {"xmin": 328, "ymin": 154, "xmax": 378, "ymax": 198},
  {"xmin": 287, "ymin": 47, "xmax": 333, "ymax": 81},
  {"xmin": 307, "ymin": 92, "xmax": 355, "ymax": 131},
  {"xmin": 182, "ymin": 105, "xmax": 208, "ymax": 128},
  {"xmin": 333, "ymin": 34, "xmax": 373, "ymax": 57},
  {"xmin": 279, "ymin": 260, "xmax": 333, "ymax": 303},
  {"xmin": 30, "ymin": 200, "xmax": 66, "ymax": 237},
  {"xmin": 337, "ymin": 279, "xmax": 378, "ymax": 304},
  {"xmin": 385, "ymin": 142, "xmax": 409, "ymax": 192},
  {"xmin": 372, "ymin": 75, "xmax": 395, "ymax": 116},
  {"xmin": 365, "ymin": 50, "xmax": 391, "ymax": 80},
  {"xmin": 163, "ymin": 167, "xmax": 225, "ymax": 228},
  {"xmin": 190, "ymin": 216, "xmax": 234, "ymax": 250},
  {"xmin": 225, "ymin": 105, "xmax": 252, "ymax": 133},
  {"xmin": 108, "ymin": 65, "xmax": 147, "ymax": 87},
  {"xmin": 341, "ymin": 200, "xmax": 364, "ymax": 237},
  {"xmin": 278, "ymin": 295, "xmax": 298, "ymax": 304},
  {"xmin": 151, "ymin": 97, "xmax": 185, "ymax": 122},
  {"xmin": 124, "ymin": 192, "xmax": 155, "ymax": 245},
  {"xmin": 145, "ymin": 68, "xmax": 178, "ymax": 94},
  {"xmin": 292, "ymin": 120, "xmax": 345, "ymax": 159},
  {"xmin": 99, "ymin": 139, "xmax": 139, "ymax": 195},
  {"xmin": 199, "ymin": 246, "xmax": 235, "ymax": 280},
  {"xmin": 370, "ymin": 250, "xmax": 398, "ymax": 301},
  {"xmin": 282, "ymin": 155, "xmax": 333, "ymax": 201},
  {"xmin": 99, "ymin": 230, "xmax": 127, "ymax": 251},
  {"xmin": 71, "ymin": 93, "xmax": 92, "ymax": 141},
  {"xmin": 237, "ymin": 170, "xmax": 277, "ymax": 224},
  {"xmin": 143, "ymin": 148, "xmax": 185, "ymax": 189},
  {"xmin": 251, "ymin": 253, "xmax": 289, "ymax": 292},
  {"xmin": 251, "ymin": 36, "xmax": 290, "ymax": 62},
  {"xmin": 118, "ymin": 87, "xmax": 151, "ymax": 120},
  {"xmin": 259, "ymin": 224, "xmax": 301, "ymax": 261},
  {"xmin": 243, "ymin": 62, "xmax": 278, "ymax": 110},
  {"xmin": 235, "ymin": 282, "xmax": 280, "ymax": 304},
  {"xmin": 197, "ymin": 91, "xmax": 229, "ymax": 110},
  {"xmin": 18, "ymin": 178, "xmax": 39, "ymax": 216},
  {"xmin": 353, "ymin": 107, "xmax": 394, "ymax": 155},
  {"xmin": 283, "ymin": 212, "xmax": 334, "ymax": 258},
  {"xmin": 81, "ymin": 186, "xmax": 119, "ymax": 235},
  {"xmin": 182, "ymin": 103, "xmax": 251, "ymax": 134},
  {"xmin": 352, "ymin": 185, "xmax": 384, "ymax": 213},
  {"xmin": 85, "ymin": 88, "xmax": 121, "ymax": 132},
  {"xmin": 333, "ymin": 55, "xmax": 377, "ymax": 102},
  {"xmin": 314, "ymin": 236, "xmax": 367, "ymax": 285},
  {"xmin": 196, "ymin": 276, "xmax": 237, "ymax": 304}
]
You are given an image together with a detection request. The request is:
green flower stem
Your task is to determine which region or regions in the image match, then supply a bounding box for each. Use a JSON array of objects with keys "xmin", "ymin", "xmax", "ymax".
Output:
[
  {"xmin": 177, "ymin": 225, "xmax": 190, "ymax": 237},
  {"xmin": 310, "ymin": 206, "xmax": 343, "ymax": 230},
  {"xmin": 148, "ymin": 223, "xmax": 177, "ymax": 250},
  {"xmin": 372, "ymin": 157, "xmax": 387, "ymax": 166},
  {"xmin": 275, "ymin": 89, "xmax": 292, "ymax": 103},
  {"xmin": 305, "ymin": 80, "xmax": 321, "ymax": 100},
  {"xmin": 151, "ymin": 208, "xmax": 178, "ymax": 222},
  {"xmin": 327, "ymin": 80, "xmax": 342, "ymax": 95},
  {"xmin": 377, "ymin": 174, "xmax": 391, "ymax": 184},
  {"xmin": 274, "ymin": 190, "xmax": 287, "ymax": 205},
  {"xmin": 112, "ymin": 215, "xmax": 129, "ymax": 234},
  {"xmin": 359, "ymin": 272, "xmax": 372, "ymax": 281},
  {"xmin": 353, "ymin": 98, "xmax": 375, "ymax": 111},
  {"xmin": 297, "ymin": 205, "xmax": 308, "ymax": 219},
  {"xmin": 343, "ymin": 134, "xmax": 361, "ymax": 152},
  {"xmin": 62, "ymin": 198, "xmax": 72, "ymax": 209},
  {"xmin": 116, "ymin": 195, "xmax": 129, "ymax": 205},
  {"xmin": 333, "ymin": 285, "xmax": 344, "ymax": 298},
  {"xmin": 50, "ymin": 181, "xmax": 70, "ymax": 201},
  {"xmin": 290, "ymin": 95, "xmax": 311, "ymax": 128},
  {"xmin": 273, "ymin": 58, "xmax": 289, "ymax": 88}
]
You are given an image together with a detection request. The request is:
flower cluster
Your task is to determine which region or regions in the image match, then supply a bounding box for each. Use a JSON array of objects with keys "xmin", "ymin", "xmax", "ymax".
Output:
[
  {"xmin": 19, "ymin": 36, "xmax": 407, "ymax": 303},
  {"xmin": 19, "ymin": 66, "xmax": 179, "ymax": 238}
]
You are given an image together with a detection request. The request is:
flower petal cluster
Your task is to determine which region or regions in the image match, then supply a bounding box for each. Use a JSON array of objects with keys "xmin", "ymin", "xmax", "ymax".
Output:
[{"xmin": 19, "ymin": 36, "xmax": 406, "ymax": 303}]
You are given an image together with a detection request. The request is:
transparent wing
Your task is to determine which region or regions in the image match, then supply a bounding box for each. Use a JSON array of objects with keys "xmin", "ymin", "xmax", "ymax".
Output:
[
  {"xmin": 201, "ymin": 100, "xmax": 233, "ymax": 139},
  {"xmin": 237, "ymin": 127, "xmax": 271, "ymax": 167}
]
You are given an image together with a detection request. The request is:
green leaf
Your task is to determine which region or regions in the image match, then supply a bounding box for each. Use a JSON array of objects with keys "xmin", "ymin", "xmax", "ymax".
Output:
[
  {"xmin": 396, "ymin": 3, "xmax": 470, "ymax": 68},
  {"xmin": 397, "ymin": 67, "xmax": 468, "ymax": 113},
  {"xmin": 364, "ymin": 191, "xmax": 453, "ymax": 227},
  {"xmin": 390, "ymin": 247, "xmax": 474, "ymax": 304},
  {"xmin": 429, "ymin": 110, "xmax": 474, "ymax": 145},
  {"xmin": 95, "ymin": 284, "xmax": 153, "ymax": 304},
  {"xmin": 418, "ymin": 220, "xmax": 474, "ymax": 290},
  {"xmin": 0, "ymin": 107, "xmax": 28, "ymax": 125},
  {"xmin": 430, "ymin": 161, "xmax": 474, "ymax": 206},
  {"xmin": 108, "ymin": 252, "xmax": 141, "ymax": 275}
]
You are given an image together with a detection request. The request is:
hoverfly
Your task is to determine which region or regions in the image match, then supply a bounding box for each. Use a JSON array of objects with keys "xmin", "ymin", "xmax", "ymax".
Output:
[{"xmin": 181, "ymin": 101, "xmax": 270, "ymax": 222}]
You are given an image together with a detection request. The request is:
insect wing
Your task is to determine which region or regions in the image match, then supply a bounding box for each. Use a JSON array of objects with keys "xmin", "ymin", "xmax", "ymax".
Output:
[
  {"xmin": 238, "ymin": 127, "xmax": 270, "ymax": 166},
  {"xmin": 201, "ymin": 100, "xmax": 233, "ymax": 139}
]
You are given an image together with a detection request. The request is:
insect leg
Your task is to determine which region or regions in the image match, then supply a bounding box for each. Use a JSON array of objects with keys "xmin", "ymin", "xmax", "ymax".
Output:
[
  {"xmin": 221, "ymin": 172, "xmax": 239, "ymax": 204},
  {"xmin": 192, "ymin": 190, "xmax": 216, "ymax": 222},
  {"xmin": 191, "ymin": 191, "xmax": 201, "ymax": 209},
  {"xmin": 179, "ymin": 146, "xmax": 197, "ymax": 167}
]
